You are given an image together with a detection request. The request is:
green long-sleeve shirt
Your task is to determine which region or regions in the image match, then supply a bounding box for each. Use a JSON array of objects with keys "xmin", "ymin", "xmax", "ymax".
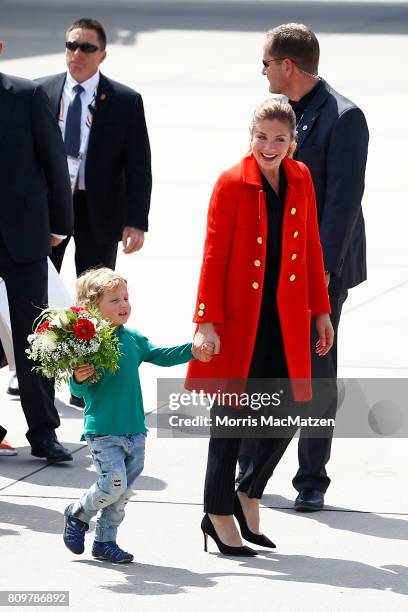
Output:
[{"xmin": 69, "ymin": 326, "xmax": 193, "ymax": 439}]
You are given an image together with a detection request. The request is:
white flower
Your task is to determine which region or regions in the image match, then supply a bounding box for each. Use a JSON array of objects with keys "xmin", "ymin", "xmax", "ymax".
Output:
[
  {"xmin": 48, "ymin": 309, "xmax": 68, "ymax": 328},
  {"xmin": 98, "ymin": 319, "xmax": 110, "ymax": 329},
  {"xmin": 59, "ymin": 310, "xmax": 69, "ymax": 325},
  {"xmin": 35, "ymin": 331, "xmax": 58, "ymax": 352}
]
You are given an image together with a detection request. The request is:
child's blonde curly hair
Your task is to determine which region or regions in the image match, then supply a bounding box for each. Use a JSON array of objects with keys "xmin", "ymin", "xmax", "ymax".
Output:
[{"xmin": 75, "ymin": 267, "xmax": 127, "ymax": 309}]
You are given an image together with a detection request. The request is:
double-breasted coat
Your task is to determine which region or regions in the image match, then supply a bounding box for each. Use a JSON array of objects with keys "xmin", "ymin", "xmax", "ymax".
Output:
[{"xmin": 186, "ymin": 153, "xmax": 330, "ymax": 401}]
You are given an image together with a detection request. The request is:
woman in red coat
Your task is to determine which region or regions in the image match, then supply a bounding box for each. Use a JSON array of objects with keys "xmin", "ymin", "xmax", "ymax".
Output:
[{"xmin": 186, "ymin": 98, "xmax": 333, "ymax": 556}]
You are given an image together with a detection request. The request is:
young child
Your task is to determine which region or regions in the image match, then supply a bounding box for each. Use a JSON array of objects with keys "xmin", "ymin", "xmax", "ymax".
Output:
[{"xmin": 63, "ymin": 267, "xmax": 213, "ymax": 563}]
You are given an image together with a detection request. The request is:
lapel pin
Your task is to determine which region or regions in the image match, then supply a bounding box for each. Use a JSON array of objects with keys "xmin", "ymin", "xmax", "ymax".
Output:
[
  {"xmin": 100, "ymin": 94, "xmax": 106, "ymax": 101},
  {"xmin": 302, "ymin": 125, "xmax": 308, "ymax": 131}
]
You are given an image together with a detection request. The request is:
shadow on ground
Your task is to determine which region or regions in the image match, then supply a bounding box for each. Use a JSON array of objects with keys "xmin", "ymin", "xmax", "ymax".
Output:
[
  {"xmin": 0, "ymin": 499, "xmax": 69, "ymax": 534},
  {"xmin": 74, "ymin": 552, "xmax": 408, "ymax": 596},
  {"xmin": 0, "ymin": 445, "xmax": 166, "ymax": 491},
  {"xmin": 262, "ymin": 494, "xmax": 408, "ymax": 541}
]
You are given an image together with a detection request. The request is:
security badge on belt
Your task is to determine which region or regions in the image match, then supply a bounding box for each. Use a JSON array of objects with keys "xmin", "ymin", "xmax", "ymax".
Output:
[{"xmin": 67, "ymin": 155, "xmax": 81, "ymax": 193}]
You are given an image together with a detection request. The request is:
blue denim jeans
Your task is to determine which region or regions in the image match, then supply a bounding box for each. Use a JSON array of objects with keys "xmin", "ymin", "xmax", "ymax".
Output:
[{"xmin": 73, "ymin": 433, "xmax": 145, "ymax": 542}]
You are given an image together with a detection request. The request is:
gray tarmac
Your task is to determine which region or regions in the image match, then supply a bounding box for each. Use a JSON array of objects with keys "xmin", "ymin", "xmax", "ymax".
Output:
[{"xmin": 1, "ymin": 1, "xmax": 408, "ymax": 610}]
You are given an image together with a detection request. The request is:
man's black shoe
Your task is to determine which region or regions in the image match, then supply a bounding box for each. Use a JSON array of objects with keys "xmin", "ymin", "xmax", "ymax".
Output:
[
  {"xmin": 7, "ymin": 373, "xmax": 20, "ymax": 396},
  {"xmin": 31, "ymin": 437, "xmax": 73, "ymax": 462},
  {"xmin": 70, "ymin": 395, "xmax": 85, "ymax": 409},
  {"xmin": 294, "ymin": 489, "xmax": 324, "ymax": 512}
]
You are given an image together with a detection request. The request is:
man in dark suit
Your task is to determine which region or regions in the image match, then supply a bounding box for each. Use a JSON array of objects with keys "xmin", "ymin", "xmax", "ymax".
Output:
[
  {"xmin": 38, "ymin": 18, "xmax": 152, "ymax": 278},
  {"xmin": 0, "ymin": 40, "xmax": 74, "ymax": 460},
  {"xmin": 36, "ymin": 18, "xmax": 152, "ymax": 407},
  {"xmin": 238, "ymin": 23, "xmax": 369, "ymax": 511}
]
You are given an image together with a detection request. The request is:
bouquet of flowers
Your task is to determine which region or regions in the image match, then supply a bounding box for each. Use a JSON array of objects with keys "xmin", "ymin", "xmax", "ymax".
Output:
[{"xmin": 26, "ymin": 306, "xmax": 121, "ymax": 387}]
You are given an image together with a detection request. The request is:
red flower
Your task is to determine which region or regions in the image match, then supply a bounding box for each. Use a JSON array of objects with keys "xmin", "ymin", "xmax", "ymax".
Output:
[
  {"xmin": 36, "ymin": 321, "xmax": 50, "ymax": 334},
  {"xmin": 66, "ymin": 323, "xmax": 72, "ymax": 330},
  {"xmin": 73, "ymin": 319, "xmax": 96, "ymax": 341},
  {"xmin": 70, "ymin": 306, "xmax": 89, "ymax": 314}
]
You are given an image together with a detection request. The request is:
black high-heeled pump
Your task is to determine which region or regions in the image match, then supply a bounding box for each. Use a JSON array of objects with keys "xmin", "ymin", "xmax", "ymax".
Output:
[
  {"xmin": 201, "ymin": 514, "xmax": 257, "ymax": 556},
  {"xmin": 234, "ymin": 494, "xmax": 276, "ymax": 548}
]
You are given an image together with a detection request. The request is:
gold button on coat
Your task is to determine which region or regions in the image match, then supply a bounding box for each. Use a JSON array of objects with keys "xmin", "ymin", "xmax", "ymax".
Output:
[
  {"xmin": 291, "ymin": 253, "xmax": 297, "ymax": 261},
  {"xmin": 257, "ymin": 236, "xmax": 263, "ymax": 244},
  {"xmin": 197, "ymin": 310, "xmax": 204, "ymax": 317},
  {"xmin": 199, "ymin": 303, "xmax": 205, "ymax": 309},
  {"xmin": 293, "ymin": 231, "xmax": 299, "ymax": 238},
  {"xmin": 289, "ymin": 274, "xmax": 296, "ymax": 282},
  {"xmin": 252, "ymin": 282, "xmax": 259, "ymax": 289},
  {"xmin": 291, "ymin": 207, "xmax": 297, "ymax": 215},
  {"xmin": 254, "ymin": 259, "xmax": 261, "ymax": 267}
]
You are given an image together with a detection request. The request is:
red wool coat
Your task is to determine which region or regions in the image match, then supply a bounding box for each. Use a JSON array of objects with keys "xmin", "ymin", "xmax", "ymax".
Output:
[{"xmin": 186, "ymin": 154, "xmax": 330, "ymax": 401}]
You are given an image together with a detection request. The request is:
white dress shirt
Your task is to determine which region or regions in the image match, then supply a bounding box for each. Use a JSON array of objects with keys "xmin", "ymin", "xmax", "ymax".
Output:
[{"xmin": 59, "ymin": 70, "xmax": 100, "ymax": 191}]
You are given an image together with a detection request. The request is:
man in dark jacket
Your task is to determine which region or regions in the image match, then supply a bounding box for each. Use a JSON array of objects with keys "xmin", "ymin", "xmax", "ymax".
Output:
[
  {"xmin": 38, "ymin": 18, "xmax": 152, "ymax": 277},
  {"xmin": 0, "ymin": 40, "xmax": 74, "ymax": 460},
  {"xmin": 238, "ymin": 23, "xmax": 369, "ymax": 511},
  {"xmin": 34, "ymin": 18, "xmax": 152, "ymax": 407}
]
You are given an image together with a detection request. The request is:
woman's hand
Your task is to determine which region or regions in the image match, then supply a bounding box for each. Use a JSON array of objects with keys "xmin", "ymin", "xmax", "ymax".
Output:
[
  {"xmin": 315, "ymin": 314, "xmax": 334, "ymax": 356},
  {"xmin": 193, "ymin": 323, "xmax": 220, "ymax": 362},
  {"xmin": 192, "ymin": 341, "xmax": 216, "ymax": 362},
  {"xmin": 74, "ymin": 363, "xmax": 95, "ymax": 383}
]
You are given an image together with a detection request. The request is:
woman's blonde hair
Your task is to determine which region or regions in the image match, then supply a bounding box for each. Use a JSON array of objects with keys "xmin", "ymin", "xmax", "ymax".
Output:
[
  {"xmin": 250, "ymin": 97, "xmax": 297, "ymax": 157},
  {"xmin": 75, "ymin": 267, "xmax": 127, "ymax": 309}
]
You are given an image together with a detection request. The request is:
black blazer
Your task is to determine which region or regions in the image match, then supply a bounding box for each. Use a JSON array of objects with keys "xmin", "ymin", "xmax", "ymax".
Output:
[
  {"xmin": 38, "ymin": 72, "xmax": 152, "ymax": 244},
  {"xmin": 0, "ymin": 73, "xmax": 73, "ymax": 264},
  {"xmin": 294, "ymin": 79, "xmax": 369, "ymax": 291}
]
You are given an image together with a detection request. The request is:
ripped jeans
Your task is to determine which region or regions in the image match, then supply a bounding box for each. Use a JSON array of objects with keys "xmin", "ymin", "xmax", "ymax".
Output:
[{"xmin": 73, "ymin": 433, "xmax": 146, "ymax": 542}]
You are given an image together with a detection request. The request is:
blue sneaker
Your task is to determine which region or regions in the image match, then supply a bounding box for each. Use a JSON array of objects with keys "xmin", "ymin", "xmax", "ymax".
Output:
[
  {"xmin": 92, "ymin": 541, "xmax": 134, "ymax": 563},
  {"xmin": 63, "ymin": 503, "xmax": 89, "ymax": 554}
]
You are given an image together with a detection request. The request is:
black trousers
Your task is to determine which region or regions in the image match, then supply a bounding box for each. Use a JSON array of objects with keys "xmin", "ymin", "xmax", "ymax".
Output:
[
  {"xmin": 239, "ymin": 288, "xmax": 348, "ymax": 494},
  {"xmin": 293, "ymin": 288, "xmax": 348, "ymax": 492},
  {"xmin": 204, "ymin": 290, "xmax": 294, "ymax": 515},
  {"xmin": 204, "ymin": 429, "xmax": 298, "ymax": 514},
  {"xmin": 50, "ymin": 191, "xmax": 118, "ymax": 277},
  {"xmin": 205, "ymin": 351, "xmax": 296, "ymax": 515},
  {"xmin": 0, "ymin": 237, "xmax": 59, "ymax": 446}
]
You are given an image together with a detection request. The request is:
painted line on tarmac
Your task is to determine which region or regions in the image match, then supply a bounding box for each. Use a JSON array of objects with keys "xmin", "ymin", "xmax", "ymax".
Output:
[{"xmin": 0, "ymin": 494, "xmax": 407, "ymax": 516}]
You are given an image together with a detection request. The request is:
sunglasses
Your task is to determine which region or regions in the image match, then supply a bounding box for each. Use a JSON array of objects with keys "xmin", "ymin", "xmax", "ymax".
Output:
[
  {"xmin": 65, "ymin": 41, "xmax": 100, "ymax": 54},
  {"xmin": 262, "ymin": 57, "xmax": 286, "ymax": 68}
]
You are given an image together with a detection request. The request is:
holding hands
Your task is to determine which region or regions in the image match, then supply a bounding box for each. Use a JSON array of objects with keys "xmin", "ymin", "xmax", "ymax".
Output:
[
  {"xmin": 192, "ymin": 341, "xmax": 216, "ymax": 363},
  {"xmin": 193, "ymin": 323, "xmax": 220, "ymax": 363},
  {"xmin": 73, "ymin": 337, "xmax": 217, "ymax": 383}
]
